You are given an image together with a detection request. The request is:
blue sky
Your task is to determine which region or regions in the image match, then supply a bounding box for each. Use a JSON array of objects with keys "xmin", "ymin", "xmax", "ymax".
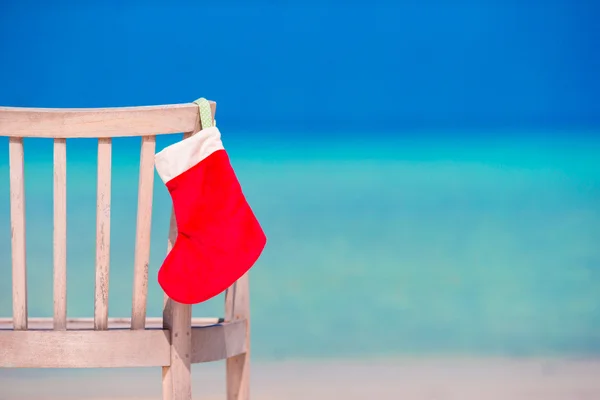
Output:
[{"xmin": 1, "ymin": 1, "xmax": 599, "ymax": 134}]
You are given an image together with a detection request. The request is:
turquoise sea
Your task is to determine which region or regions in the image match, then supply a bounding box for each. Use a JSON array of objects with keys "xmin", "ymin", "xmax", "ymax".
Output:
[{"xmin": 1, "ymin": 132, "xmax": 599, "ymax": 360}]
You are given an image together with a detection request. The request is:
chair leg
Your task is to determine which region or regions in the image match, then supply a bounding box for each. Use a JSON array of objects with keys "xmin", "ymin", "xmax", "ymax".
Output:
[
  {"xmin": 227, "ymin": 351, "xmax": 250, "ymax": 400},
  {"xmin": 225, "ymin": 273, "xmax": 251, "ymax": 400},
  {"xmin": 163, "ymin": 298, "xmax": 192, "ymax": 400}
]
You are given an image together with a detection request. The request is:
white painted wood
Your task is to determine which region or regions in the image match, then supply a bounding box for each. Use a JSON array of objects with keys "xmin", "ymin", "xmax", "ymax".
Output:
[
  {"xmin": 9, "ymin": 137, "xmax": 27, "ymax": 331},
  {"xmin": 131, "ymin": 135, "xmax": 156, "ymax": 330},
  {"xmin": 162, "ymin": 210, "xmax": 178, "ymax": 400},
  {"xmin": 225, "ymin": 273, "xmax": 251, "ymax": 400},
  {"xmin": 0, "ymin": 330, "xmax": 170, "ymax": 368},
  {"xmin": 169, "ymin": 301, "xmax": 192, "ymax": 400},
  {"xmin": 0, "ymin": 319, "xmax": 243, "ymax": 368},
  {"xmin": 190, "ymin": 319, "xmax": 247, "ymax": 364},
  {"xmin": 53, "ymin": 138, "xmax": 67, "ymax": 330},
  {"xmin": 0, "ymin": 317, "xmax": 223, "ymax": 330},
  {"xmin": 95, "ymin": 138, "xmax": 112, "ymax": 330},
  {"xmin": 0, "ymin": 102, "xmax": 216, "ymax": 138},
  {"xmin": 161, "ymin": 127, "xmax": 200, "ymax": 400}
]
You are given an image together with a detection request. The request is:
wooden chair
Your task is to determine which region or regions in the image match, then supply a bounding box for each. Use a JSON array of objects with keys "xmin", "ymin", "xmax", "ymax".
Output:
[{"xmin": 0, "ymin": 101, "xmax": 250, "ymax": 400}]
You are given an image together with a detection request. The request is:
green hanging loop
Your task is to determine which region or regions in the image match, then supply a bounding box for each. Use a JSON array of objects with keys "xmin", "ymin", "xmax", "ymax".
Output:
[{"xmin": 193, "ymin": 97, "xmax": 214, "ymax": 130}]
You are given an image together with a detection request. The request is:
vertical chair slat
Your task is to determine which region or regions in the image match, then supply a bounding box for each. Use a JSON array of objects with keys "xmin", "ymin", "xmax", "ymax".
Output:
[
  {"xmin": 94, "ymin": 138, "xmax": 112, "ymax": 330},
  {"xmin": 162, "ymin": 131, "xmax": 196, "ymax": 400},
  {"xmin": 131, "ymin": 135, "xmax": 156, "ymax": 330},
  {"xmin": 9, "ymin": 137, "xmax": 27, "ymax": 331},
  {"xmin": 53, "ymin": 138, "xmax": 67, "ymax": 330}
]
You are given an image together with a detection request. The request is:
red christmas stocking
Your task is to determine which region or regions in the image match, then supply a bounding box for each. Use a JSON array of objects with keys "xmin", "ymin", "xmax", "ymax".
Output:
[{"xmin": 154, "ymin": 99, "xmax": 266, "ymax": 304}]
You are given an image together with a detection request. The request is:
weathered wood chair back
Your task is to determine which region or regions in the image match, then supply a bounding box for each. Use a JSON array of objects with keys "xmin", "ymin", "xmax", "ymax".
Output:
[{"xmin": 0, "ymin": 102, "xmax": 250, "ymax": 400}]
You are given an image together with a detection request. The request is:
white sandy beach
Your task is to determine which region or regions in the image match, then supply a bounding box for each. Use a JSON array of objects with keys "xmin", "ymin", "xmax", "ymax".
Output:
[{"xmin": 2, "ymin": 357, "xmax": 600, "ymax": 400}]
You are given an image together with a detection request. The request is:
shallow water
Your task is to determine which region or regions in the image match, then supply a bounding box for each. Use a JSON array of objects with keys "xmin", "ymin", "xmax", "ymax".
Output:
[{"xmin": 0, "ymin": 133, "xmax": 599, "ymax": 360}]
